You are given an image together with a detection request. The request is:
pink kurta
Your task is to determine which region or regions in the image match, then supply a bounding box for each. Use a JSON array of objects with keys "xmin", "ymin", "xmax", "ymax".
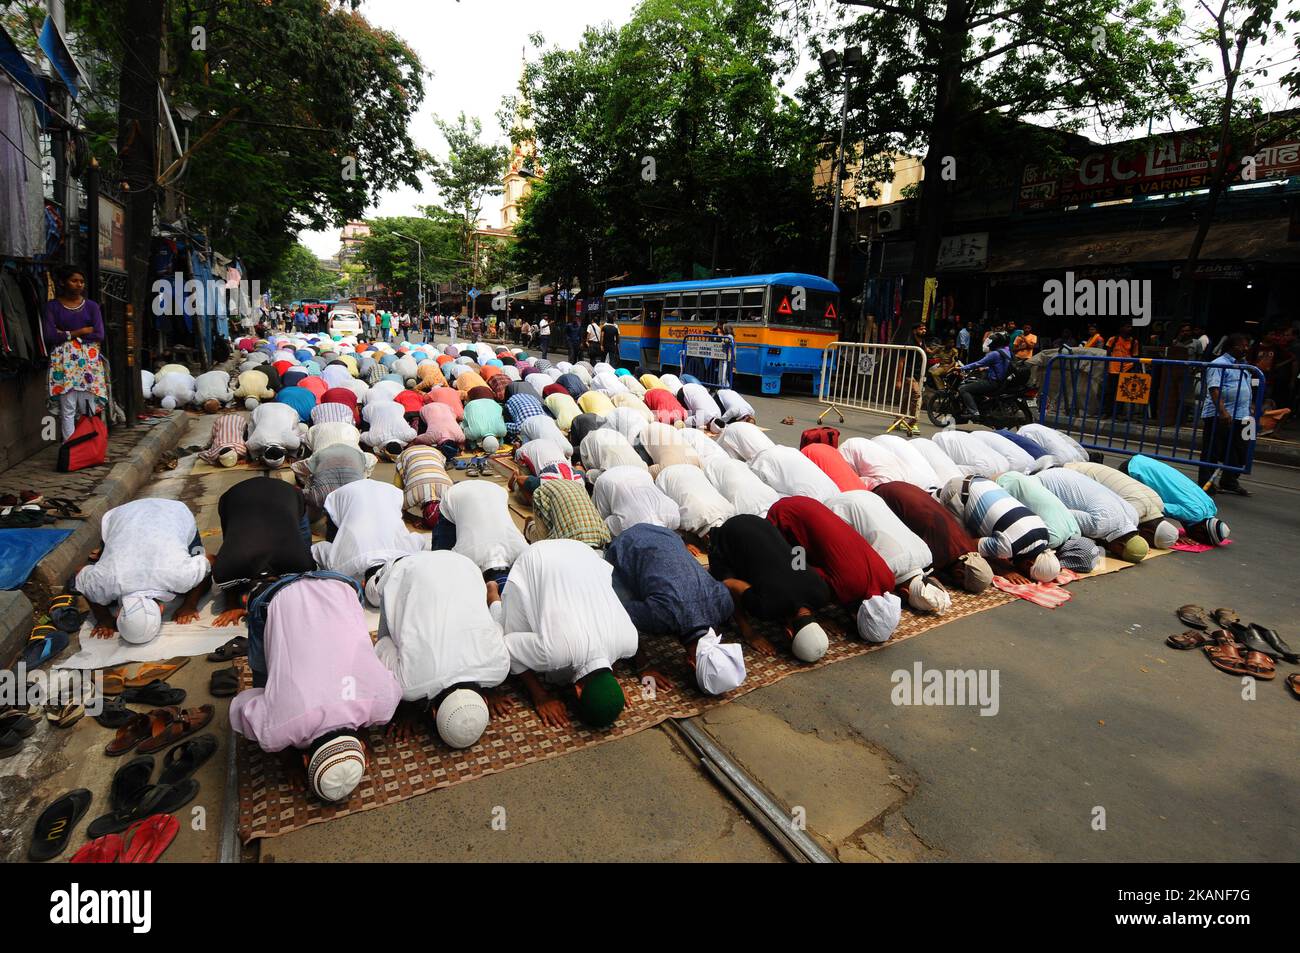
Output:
[{"xmin": 229, "ymin": 578, "xmax": 401, "ymax": 752}]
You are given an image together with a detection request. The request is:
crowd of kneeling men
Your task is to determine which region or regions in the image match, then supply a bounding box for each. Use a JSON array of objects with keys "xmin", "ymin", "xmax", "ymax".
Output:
[{"xmin": 77, "ymin": 333, "xmax": 1231, "ymax": 802}]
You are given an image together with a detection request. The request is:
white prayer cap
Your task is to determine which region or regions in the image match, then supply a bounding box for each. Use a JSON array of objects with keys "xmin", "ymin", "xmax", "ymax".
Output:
[
  {"xmin": 481, "ymin": 435, "xmax": 500, "ymax": 453},
  {"xmin": 217, "ymin": 448, "xmax": 239, "ymax": 468},
  {"xmin": 1204, "ymin": 517, "xmax": 1230, "ymax": 546},
  {"xmin": 117, "ymin": 595, "xmax": 162, "ymax": 645},
  {"xmin": 906, "ymin": 576, "xmax": 951, "ymax": 615},
  {"xmin": 1153, "ymin": 519, "xmax": 1179, "ymax": 549},
  {"xmin": 956, "ymin": 553, "xmax": 994, "ymax": 592},
  {"xmin": 1030, "ymin": 550, "xmax": 1061, "ymax": 582},
  {"xmin": 856, "ymin": 592, "xmax": 902, "ymax": 643},
  {"xmin": 160, "ymin": 395, "xmax": 177, "ymax": 411},
  {"xmin": 436, "ymin": 689, "xmax": 490, "ymax": 748},
  {"xmin": 791, "ymin": 621, "xmax": 828, "ymax": 662},
  {"xmin": 693, "ymin": 629, "xmax": 746, "ymax": 695},
  {"xmin": 308, "ymin": 734, "xmax": 366, "ymax": 802},
  {"xmin": 244, "ymin": 397, "xmax": 260, "ymax": 411}
]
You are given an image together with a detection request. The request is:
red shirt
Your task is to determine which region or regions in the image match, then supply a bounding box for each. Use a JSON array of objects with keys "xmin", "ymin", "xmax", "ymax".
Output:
[
  {"xmin": 801, "ymin": 444, "xmax": 868, "ymax": 493},
  {"xmin": 394, "ymin": 390, "xmax": 427, "ymax": 414},
  {"xmin": 871, "ymin": 482, "xmax": 976, "ymax": 569},
  {"xmin": 320, "ymin": 387, "xmax": 360, "ymax": 424},
  {"xmin": 643, "ymin": 388, "xmax": 687, "ymax": 424},
  {"xmin": 766, "ymin": 496, "xmax": 894, "ymax": 604}
]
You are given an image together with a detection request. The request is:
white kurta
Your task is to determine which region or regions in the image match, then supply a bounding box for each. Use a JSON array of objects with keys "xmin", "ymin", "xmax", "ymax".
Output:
[
  {"xmin": 193, "ymin": 371, "xmax": 233, "ymax": 405},
  {"xmin": 717, "ymin": 389, "xmax": 755, "ymax": 423},
  {"xmin": 361, "ymin": 402, "xmax": 417, "ymax": 449},
  {"xmin": 750, "ymin": 445, "xmax": 839, "ymax": 502},
  {"xmin": 969, "ymin": 430, "xmax": 1038, "ymax": 473},
  {"xmin": 655, "ymin": 464, "xmax": 737, "ymax": 534},
  {"xmin": 516, "ymin": 439, "xmax": 568, "ymax": 475},
  {"xmin": 312, "ymin": 479, "xmax": 429, "ymax": 579},
  {"xmin": 702, "ymin": 456, "xmax": 782, "ymax": 518},
  {"xmin": 306, "ymin": 421, "xmax": 362, "ymax": 453},
  {"xmin": 580, "ymin": 428, "xmax": 647, "ymax": 482},
  {"xmin": 826, "ymin": 490, "xmax": 933, "ymax": 585},
  {"xmin": 603, "ymin": 407, "xmax": 651, "ymax": 446},
  {"xmin": 495, "ymin": 540, "xmax": 639, "ymax": 684},
  {"xmin": 677, "ymin": 426, "xmax": 728, "ymax": 463},
  {"xmin": 908, "ymin": 437, "xmax": 965, "ymax": 488},
  {"xmin": 1018, "ymin": 424, "xmax": 1090, "ymax": 464},
  {"xmin": 933, "ymin": 430, "xmax": 1010, "ymax": 478},
  {"xmin": 246, "ymin": 402, "xmax": 304, "ymax": 455},
  {"xmin": 717, "ymin": 421, "xmax": 774, "ymax": 462},
  {"xmin": 680, "ymin": 383, "xmax": 723, "ymax": 428},
  {"xmin": 592, "ymin": 465, "xmax": 681, "ymax": 536},
  {"xmin": 439, "ymin": 480, "xmax": 529, "ymax": 571},
  {"xmin": 374, "ymin": 551, "xmax": 511, "ymax": 702},
  {"xmin": 839, "ymin": 438, "xmax": 908, "ymax": 487},
  {"xmin": 76, "ymin": 499, "xmax": 208, "ymax": 605},
  {"xmin": 517, "ymin": 416, "xmax": 573, "ymax": 457},
  {"xmin": 871, "ymin": 435, "xmax": 941, "ymax": 493}
]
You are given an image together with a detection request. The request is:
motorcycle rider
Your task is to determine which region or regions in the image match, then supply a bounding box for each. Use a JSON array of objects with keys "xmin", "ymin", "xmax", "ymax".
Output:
[{"xmin": 956, "ymin": 332, "xmax": 1012, "ymax": 423}]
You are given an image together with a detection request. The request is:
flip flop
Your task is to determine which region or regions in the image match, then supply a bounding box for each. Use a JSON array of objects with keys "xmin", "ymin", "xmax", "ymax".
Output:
[
  {"xmin": 209, "ymin": 668, "xmax": 239, "ymax": 698},
  {"xmin": 124, "ymin": 660, "xmax": 188, "ymax": 688},
  {"xmin": 48, "ymin": 593, "xmax": 87, "ymax": 632},
  {"xmin": 206, "ymin": 636, "xmax": 248, "ymax": 662},
  {"xmin": 122, "ymin": 813, "xmax": 180, "ymax": 863},
  {"xmin": 105, "ymin": 712, "xmax": 153, "ymax": 757},
  {"xmin": 70, "ymin": 833, "xmax": 124, "ymax": 863},
  {"xmin": 101, "ymin": 674, "xmax": 125, "ymax": 696},
  {"xmin": 1165, "ymin": 630, "xmax": 1220, "ymax": 650},
  {"xmin": 85, "ymin": 785, "xmax": 172, "ymax": 839},
  {"xmin": 108, "ymin": 755, "xmax": 155, "ymax": 810},
  {"xmin": 120, "ymin": 679, "xmax": 186, "ymax": 707},
  {"xmin": 137, "ymin": 705, "xmax": 215, "ymax": 755},
  {"xmin": 22, "ymin": 625, "xmax": 68, "ymax": 667},
  {"xmin": 157, "ymin": 734, "xmax": 218, "ymax": 786},
  {"xmin": 1176, "ymin": 605, "xmax": 1214, "ymax": 630},
  {"xmin": 46, "ymin": 702, "xmax": 84, "ymax": 728},
  {"xmin": 28, "ymin": 788, "xmax": 93, "ymax": 862}
]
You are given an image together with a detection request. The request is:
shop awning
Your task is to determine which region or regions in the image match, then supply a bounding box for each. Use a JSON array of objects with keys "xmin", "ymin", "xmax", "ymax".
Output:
[{"xmin": 986, "ymin": 217, "xmax": 1300, "ymax": 273}]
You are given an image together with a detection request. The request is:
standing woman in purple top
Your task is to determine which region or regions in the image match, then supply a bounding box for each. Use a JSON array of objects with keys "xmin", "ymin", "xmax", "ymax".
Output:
[{"xmin": 42, "ymin": 265, "xmax": 107, "ymax": 440}]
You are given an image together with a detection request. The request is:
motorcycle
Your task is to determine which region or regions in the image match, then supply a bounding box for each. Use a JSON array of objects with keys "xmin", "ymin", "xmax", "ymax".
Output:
[{"xmin": 925, "ymin": 364, "xmax": 1036, "ymax": 429}]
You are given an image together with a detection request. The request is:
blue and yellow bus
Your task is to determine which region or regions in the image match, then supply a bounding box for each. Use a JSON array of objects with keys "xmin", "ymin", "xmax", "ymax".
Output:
[{"xmin": 603, "ymin": 273, "xmax": 840, "ymax": 394}]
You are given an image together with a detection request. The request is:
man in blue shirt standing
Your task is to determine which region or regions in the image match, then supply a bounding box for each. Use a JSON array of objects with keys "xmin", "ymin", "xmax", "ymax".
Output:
[
  {"xmin": 1198, "ymin": 333, "xmax": 1255, "ymax": 496},
  {"xmin": 956, "ymin": 333, "xmax": 1012, "ymax": 421},
  {"xmin": 957, "ymin": 324, "xmax": 971, "ymax": 362}
]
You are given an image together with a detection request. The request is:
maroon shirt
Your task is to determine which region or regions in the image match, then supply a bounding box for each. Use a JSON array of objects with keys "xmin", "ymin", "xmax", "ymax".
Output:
[
  {"xmin": 766, "ymin": 496, "xmax": 894, "ymax": 605},
  {"xmin": 871, "ymin": 482, "xmax": 976, "ymax": 569}
]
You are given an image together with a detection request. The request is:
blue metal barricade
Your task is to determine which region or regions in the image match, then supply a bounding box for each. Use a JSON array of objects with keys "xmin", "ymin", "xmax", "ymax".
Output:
[
  {"xmin": 1039, "ymin": 353, "xmax": 1266, "ymax": 477},
  {"xmin": 680, "ymin": 333, "xmax": 735, "ymax": 389}
]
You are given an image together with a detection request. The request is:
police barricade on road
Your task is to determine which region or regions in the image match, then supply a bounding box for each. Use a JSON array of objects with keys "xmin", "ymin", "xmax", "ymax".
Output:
[
  {"xmin": 1040, "ymin": 353, "xmax": 1266, "ymax": 479},
  {"xmin": 816, "ymin": 342, "xmax": 928, "ymax": 434},
  {"xmin": 680, "ymin": 333, "xmax": 735, "ymax": 389}
]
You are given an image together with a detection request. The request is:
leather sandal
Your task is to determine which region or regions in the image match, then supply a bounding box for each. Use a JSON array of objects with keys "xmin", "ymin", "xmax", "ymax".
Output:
[
  {"xmin": 1204, "ymin": 641, "xmax": 1251, "ymax": 678},
  {"xmin": 1287, "ymin": 674, "xmax": 1300, "ymax": 700},
  {"xmin": 1166, "ymin": 630, "xmax": 1219, "ymax": 650},
  {"xmin": 105, "ymin": 713, "xmax": 154, "ymax": 757},
  {"xmin": 137, "ymin": 705, "xmax": 215, "ymax": 755},
  {"xmin": 1176, "ymin": 605, "xmax": 1214, "ymax": 630},
  {"xmin": 1241, "ymin": 651, "xmax": 1275, "ymax": 680}
]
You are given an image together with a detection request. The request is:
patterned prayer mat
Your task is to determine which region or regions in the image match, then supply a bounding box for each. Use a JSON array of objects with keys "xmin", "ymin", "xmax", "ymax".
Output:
[{"xmin": 235, "ymin": 584, "xmax": 1015, "ymax": 842}]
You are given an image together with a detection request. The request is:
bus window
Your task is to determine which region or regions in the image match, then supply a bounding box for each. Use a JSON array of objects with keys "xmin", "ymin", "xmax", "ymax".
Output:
[
  {"xmin": 719, "ymin": 290, "xmax": 741, "ymax": 326},
  {"xmin": 679, "ymin": 293, "xmax": 698, "ymax": 320},
  {"xmin": 741, "ymin": 288, "xmax": 764, "ymax": 322}
]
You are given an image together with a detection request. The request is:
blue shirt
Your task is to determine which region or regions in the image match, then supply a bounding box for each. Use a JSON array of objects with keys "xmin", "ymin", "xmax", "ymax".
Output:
[
  {"xmin": 961, "ymin": 347, "xmax": 1011, "ymax": 381},
  {"xmin": 606, "ymin": 524, "xmax": 734, "ymax": 639},
  {"xmin": 1125, "ymin": 454, "xmax": 1216, "ymax": 524},
  {"xmin": 1201, "ymin": 354, "xmax": 1254, "ymax": 420},
  {"xmin": 275, "ymin": 386, "xmax": 317, "ymax": 424},
  {"xmin": 958, "ymin": 328, "xmax": 970, "ymax": 349}
]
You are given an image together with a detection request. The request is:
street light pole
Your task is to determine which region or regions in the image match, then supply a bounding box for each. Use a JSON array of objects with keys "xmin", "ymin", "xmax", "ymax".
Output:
[
  {"xmin": 824, "ymin": 46, "xmax": 861, "ymax": 283},
  {"xmin": 392, "ymin": 231, "xmax": 424, "ymax": 319}
]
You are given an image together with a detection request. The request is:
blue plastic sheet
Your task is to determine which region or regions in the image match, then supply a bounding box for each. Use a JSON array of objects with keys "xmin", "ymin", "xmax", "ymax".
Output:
[{"xmin": 0, "ymin": 528, "xmax": 73, "ymax": 590}]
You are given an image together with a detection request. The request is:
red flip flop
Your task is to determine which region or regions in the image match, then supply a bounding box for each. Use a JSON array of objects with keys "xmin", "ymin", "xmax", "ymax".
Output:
[
  {"xmin": 70, "ymin": 833, "xmax": 124, "ymax": 863},
  {"xmin": 122, "ymin": 813, "xmax": 179, "ymax": 863}
]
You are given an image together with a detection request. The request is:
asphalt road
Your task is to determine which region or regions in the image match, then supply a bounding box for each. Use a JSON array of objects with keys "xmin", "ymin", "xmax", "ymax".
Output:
[{"xmin": 4, "ymin": 379, "xmax": 1297, "ymax": 864}]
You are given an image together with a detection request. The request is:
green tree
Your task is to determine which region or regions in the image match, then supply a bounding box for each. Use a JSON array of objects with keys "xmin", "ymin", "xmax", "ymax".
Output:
[
  {"xmin": 429, "ymin": 113, "xmax": 509, "ymax": 282},
  {"xmin": 358, "ymin": 212, "xmax": 465, "ymax": 311},
  {"xmin": 815, "ymin": 0, "xmax": 1194, "ymax": 338},
  {"xmin": 510, "ymin": 0, "xmax": 823, "ymax": 294},
  {"xmin": 66, "ymin": 0, "xmax": 429, "ymax": 276},
  {"xmin": 269, "ymin": 242, "xmax": 337, "ymax": 302}
]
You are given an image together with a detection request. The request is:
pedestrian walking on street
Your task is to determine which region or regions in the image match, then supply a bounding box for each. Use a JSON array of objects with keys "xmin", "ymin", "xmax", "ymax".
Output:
[
  {"xmin": 1198, "ymin": 333, "xmax": 1255, "ymax": 497},
  {"xmin": 538, "ymin": 316, "xmax": 550, "ymax": 358}
]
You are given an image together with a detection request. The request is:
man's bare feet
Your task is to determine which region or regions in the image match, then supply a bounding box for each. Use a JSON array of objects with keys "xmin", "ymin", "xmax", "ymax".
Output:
[{"xmin": 743, "ymin": 631, "xmax": 777, "ymax": 657}]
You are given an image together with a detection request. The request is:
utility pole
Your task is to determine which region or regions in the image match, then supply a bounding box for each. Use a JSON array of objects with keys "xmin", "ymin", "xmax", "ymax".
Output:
[
  {"xmin": 823, "ymin": 46, "xmax": 862, "ymax": 284},
  {"xmin": 392, "ymin": 231, "xmax": 424, "ymax": 320},
  {"xmin": 116, "ymin": 0, "xmax": 164, "ymax": 424}
]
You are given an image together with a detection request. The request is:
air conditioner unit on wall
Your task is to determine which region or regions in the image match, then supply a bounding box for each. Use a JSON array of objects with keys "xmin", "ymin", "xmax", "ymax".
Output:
[{"xmin": 876, "ymin": 206, "xmax": 904, "ymax": 233}]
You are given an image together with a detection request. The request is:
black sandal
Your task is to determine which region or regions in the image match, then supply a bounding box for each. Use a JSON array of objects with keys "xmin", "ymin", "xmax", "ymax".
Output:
[
  {"xmin": 95, "ymin": 696, "xmax": 140, "ymax": 729},
  {"xmin": 209, "ymin": 668, "xmax": 239, "ymax": 698},
  {"xmin": 157, "ymin": 734, "xmax": 219, "ymax": 786},
  {"xmin": 206, "ymin": 636, "xmax": 248, "ymax": 662},
  {"xmin": 120, "ymin": 679, "xmax": 186, "ymax": 706},
  {"xmin": 28, "ymin": 789, "xmax": 93, "ymax": 862}
]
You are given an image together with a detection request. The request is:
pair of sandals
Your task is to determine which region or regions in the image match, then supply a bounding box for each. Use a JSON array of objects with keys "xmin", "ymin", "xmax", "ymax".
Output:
[
  {"xmin": 82, "ymin": 735, "xmax": 217, "ymax": 842},
  {"xmin": 94, "ymin": 679, "xmax": 188, "ymax": 729},
  {"xmin": 1174, "ymin": 605, "xmax": 1298, "ymax": 663},
  {"xmin": 105, "ymin": 704, "xmax": 214, "ymax": 757},
  {"xmin": 71, "ymin": 814, "xmax": 179, "ymax": 863}
]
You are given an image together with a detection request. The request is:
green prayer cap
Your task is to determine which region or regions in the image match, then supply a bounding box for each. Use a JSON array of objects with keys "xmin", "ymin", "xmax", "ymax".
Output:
[{"xmin": 577, "ymin": 669, "xmax": 624, "ymax": 728}]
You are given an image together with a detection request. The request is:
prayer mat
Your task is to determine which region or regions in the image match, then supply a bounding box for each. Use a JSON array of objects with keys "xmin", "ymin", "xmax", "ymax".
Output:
[{"xmin": 234, "ymin": 584, "xmax": 1015, "ymax": 842}]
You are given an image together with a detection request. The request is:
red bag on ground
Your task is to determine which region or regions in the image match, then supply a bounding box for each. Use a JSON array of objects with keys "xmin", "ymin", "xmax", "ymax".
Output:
[
  {"xmin": 799, "ymin": 426, "xmax": 840, "ymax": 450},
  {"xmin": 57, "ymin": 415, "xmax": 107, "ymax": 472}
]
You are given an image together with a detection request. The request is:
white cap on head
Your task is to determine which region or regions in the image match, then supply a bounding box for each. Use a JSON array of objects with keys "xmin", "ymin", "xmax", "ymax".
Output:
[
  {"xmin": 217, "ymin": 448, "xmax": 239, "ymax": 468},
  {"xmin": 244, "ymin": 396, "xmax": 260, "ymax": 411},
  {"xmin": 364, "ymin": 572, "xmax": 383, "ymax": 608},
  {"xmin": 160, "ymin": 395, "xmax": 177, "ymax": 411},
  {"xmin": 906, "ymin": 575, "xmax": 951, "ymax": 614},
  {"xmin": 117, "ymin": 595, "xmax": 162, "ymax": 645},
  {"xmin": 1152, "ymin": 520, "xmax": 1179, "ymax": 550},
  {"xmin": 1030, "ymin": 550, "xmax": 1061, "ymax": 582},
  {"xmin": 481, "ymin": 435, "xmax": 500, "ymax": 453},
  {"xmin": 856, "ymin": 592, "xmax": 902, "ymax": 643},
  {"xmin": 791, "ymin": 620, "xmax": 829, "ymax": 662},
  {"xmin": 308, "ymin": 734, "xmax": 366, "ymax": 802},
  {"xmin": 435, "ymin": 689, "xmax": 490, "ymax": 748},
  {"xmin": 693, "ymin": 629, "xmax": 746, "ymax": 695}
]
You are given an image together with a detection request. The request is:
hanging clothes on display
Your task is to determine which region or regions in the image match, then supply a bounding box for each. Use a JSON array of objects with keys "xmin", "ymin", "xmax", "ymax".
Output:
[{"xmin": 0, "ymin": 74, "xmax": 46, "ymax": 259}]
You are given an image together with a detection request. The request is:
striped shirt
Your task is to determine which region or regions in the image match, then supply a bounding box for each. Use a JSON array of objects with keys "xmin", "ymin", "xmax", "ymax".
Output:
[
  {"xmin": 200, "ymin": 414, "xmax": 248, "ymax": 463},
  {"xmin": 1065, "ymin": 461, "xmax": 1165, "ymax": 524},
  {"xmin": 529, "ymin": 479, "xmax": 611, "ymax": 548},
  {"xmin": 1034, "ymin": 467, "xmax": 1138, "ymax": 542},
  {"xmin": 394, "ymin": 446, "xmax": 452, "ymax": 512},
  {"xmin": 945, "ymin": 475, "xmax": 1051, "ymax": 563},
  {"xmin": 504, "ymin": 393, "xmax": 548, "ymax": 436},
  {"xmin": 311, "ymin": 401, "xmax": 356, "ymax": 427}
]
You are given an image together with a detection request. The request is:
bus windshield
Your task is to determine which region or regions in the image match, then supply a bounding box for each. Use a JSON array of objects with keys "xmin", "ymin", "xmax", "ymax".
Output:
[{"xmin": 772, "ymin": 286, "xmax": 839, "ymax": 330}]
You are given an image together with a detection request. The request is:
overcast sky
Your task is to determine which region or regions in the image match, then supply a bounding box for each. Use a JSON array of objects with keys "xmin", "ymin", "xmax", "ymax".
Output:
[{"xmin": 299, "ymin": 0, "xmax": 640, "ymax": 258}]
